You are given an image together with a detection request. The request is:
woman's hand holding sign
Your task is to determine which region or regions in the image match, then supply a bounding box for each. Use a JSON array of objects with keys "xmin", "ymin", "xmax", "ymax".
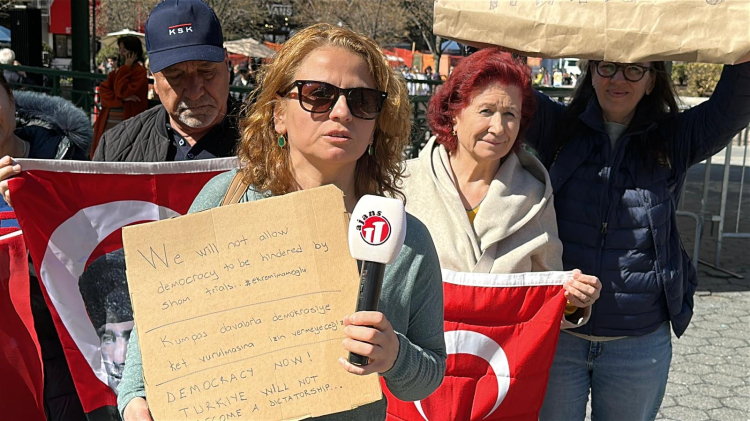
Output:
[{"xmin": 123, "ymin": 397, "xmax": 153, "ymax": 421}]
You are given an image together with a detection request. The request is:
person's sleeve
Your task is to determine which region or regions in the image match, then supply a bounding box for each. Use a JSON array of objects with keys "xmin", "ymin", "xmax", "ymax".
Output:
[
  {"xmin": 381, "ymin": 218, "xmax": 446, "ymax": 401},
  {"xmin": 523, "ymin": 90, "xmax": 566, "ymax": 157},
  {"xmin": 561, "ymin": 306, "xmax": 591, "ymax": 330},
  {"xmin": 530, "ymin": 197, "xmax": 564, "ymax": 272},
  {"xmin": 113, "ymin": 65, "xmax": 148, "ymax": 100},
  {"xmin": 98, "ymin": 72, "xmax": 123, "ymax": 108},
  {"xmin": 92, "ymin": 130, "xmax": 108, "ymax": 161},
  {"xmin": 676, "ymin": 62, "xmax": 750, "ymax": 169},
  {"xmin": 530, "ymin": 198, "xmax": 591, "ymax": 329},
  {"xmin": 117, "ymin": 326, "xmax": 146, "ymax": 418},
  {"xmin": 187, "ymin": 170, "xmax": 237, "ymax": 213}
]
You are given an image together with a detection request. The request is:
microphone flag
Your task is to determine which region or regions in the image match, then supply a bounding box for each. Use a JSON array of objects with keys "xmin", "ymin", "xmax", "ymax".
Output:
[
  {"xmin": 347, "ymin": 195, "xmax": 406, "ymax": 365},
  {"xmin": 348, "ymin": 195, "xmax": 406, "ymax": 264}
]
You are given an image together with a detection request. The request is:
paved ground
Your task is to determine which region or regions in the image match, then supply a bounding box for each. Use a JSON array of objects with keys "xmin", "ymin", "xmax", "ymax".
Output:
[
  {"xmin": 587, "ymin": 139, "xmax": 750, "ymax": 420},
  {"xmin": 657, "ymin": 140, "xmax": 750, "ymax": 421}
]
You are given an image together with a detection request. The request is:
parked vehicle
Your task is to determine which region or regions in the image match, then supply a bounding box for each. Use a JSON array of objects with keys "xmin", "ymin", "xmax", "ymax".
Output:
[{"xmin": 560, "ymin": 58, "xmax": 581, "ymax": 76}]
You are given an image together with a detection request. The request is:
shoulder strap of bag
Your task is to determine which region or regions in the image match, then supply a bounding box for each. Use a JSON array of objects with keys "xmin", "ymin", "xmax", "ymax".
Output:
[{"xmin": 220, "ymin": 170, "xmax": 249, "ymax": 206}]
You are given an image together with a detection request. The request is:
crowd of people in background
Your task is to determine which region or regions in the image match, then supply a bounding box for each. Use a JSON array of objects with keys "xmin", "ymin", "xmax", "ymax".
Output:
[
  {"xmin": 401, "ymin": 64, "xmax": 442, "ymax": 96},
  {"xmin": 1, "ymin": 48, "xmax": 37, "ymax": 87}
]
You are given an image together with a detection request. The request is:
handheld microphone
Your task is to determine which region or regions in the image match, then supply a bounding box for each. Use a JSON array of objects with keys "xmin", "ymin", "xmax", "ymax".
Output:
[{"xmin": 347, "ymin": 195, "xmax": 406, "ymax": 366}]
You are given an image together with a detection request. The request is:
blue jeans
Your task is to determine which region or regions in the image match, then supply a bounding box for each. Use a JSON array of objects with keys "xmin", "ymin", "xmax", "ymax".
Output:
[{"xmin": 539, "ymin": 322, "xmax": 672, "ymax": 421}]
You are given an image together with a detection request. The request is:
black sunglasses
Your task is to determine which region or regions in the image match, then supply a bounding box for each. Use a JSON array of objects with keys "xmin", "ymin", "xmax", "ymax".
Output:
[
  {"xmin": 279, "ymin": 80, "xmax": 388, "ymax": 120},
  {"xmin": 593, "ymin": 61, "xmax": 652, "ymax": 82}
]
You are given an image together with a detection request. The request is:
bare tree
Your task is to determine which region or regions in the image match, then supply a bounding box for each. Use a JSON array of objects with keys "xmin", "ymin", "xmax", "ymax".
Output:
[
  {"xmin": 401, "ymin": 0, "xmax": 447, "ymax": 74},
  {"xmin": 97, "ymin": 0, "xmax": 267, "ymax": 41},
  {"xmin": 97, "ymin": 0, "xmax": 157, "ymax": 34},
  {"xmin": 204, "ymin": 0, "xmax": 268, "ymax": 40},
  {"xmin": 293, "ymin": 0, "xmax": 409, "ymax": 45},
  {"xmin": 0, "ymin": 0, "xmax": 28, "ymax": 20}
]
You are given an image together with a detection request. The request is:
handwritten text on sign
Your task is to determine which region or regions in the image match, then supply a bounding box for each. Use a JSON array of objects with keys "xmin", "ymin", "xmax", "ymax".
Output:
[{"xmin": 122, "ymin": 185, "xmax": 381, "ymax": 420}]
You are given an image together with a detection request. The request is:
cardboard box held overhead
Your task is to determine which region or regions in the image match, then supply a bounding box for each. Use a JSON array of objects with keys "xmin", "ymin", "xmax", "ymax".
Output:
[
  {"xmin": 433, "ymin": 0, "xmax": 750, "ymax": 64},
  {"xmin": 121, "ymin": 185, "xmax": 381, "ymax": 420}
]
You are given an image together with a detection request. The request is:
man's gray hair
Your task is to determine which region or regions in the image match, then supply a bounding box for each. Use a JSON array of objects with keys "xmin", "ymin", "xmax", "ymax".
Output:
[{"xmin": 0, "ymin": 48, "xmax": 15, "ymax": 65}]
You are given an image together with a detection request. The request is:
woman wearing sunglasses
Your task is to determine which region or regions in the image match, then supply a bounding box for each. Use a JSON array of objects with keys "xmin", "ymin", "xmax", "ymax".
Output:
[
  {"xmin": 529, "ymin": 59, "xmax": 750, "ymax": 420},
  {"xmin": 118, "ymin": 23, "xmax": 446, "ymax": 421}
]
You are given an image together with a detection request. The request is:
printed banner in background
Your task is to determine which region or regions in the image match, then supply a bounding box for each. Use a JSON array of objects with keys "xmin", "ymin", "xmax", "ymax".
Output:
[
  {"xmin": 0, "ymin": 221, "xmax": 45, "ymax": 421},
  {"xmin": 385, "ymin": 270, "xmax": 569, "ymax": 421},
  {"xmin": 8, "ymin": 158, "xmax": 237, "ymax": 413}
]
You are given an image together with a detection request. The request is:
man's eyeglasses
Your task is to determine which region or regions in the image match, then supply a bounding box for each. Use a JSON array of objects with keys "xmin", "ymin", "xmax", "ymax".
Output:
[
  {"xmin": 593, "ymin": 61, "xmax": 652, "ymax": 82},
  {"xmin": 278, "ymin": 80, "xmax": 388, "ymax": 120}
]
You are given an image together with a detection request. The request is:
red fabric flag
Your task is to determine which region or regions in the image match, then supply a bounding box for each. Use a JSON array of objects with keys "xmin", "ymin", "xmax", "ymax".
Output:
[
  {"xmin": 384, "ymin": 270, "xmax": 568, "ymax": 421},
  {"xmin": 0, "ymin": 217, "xmax": 45, "ymax": 421},
  {"xmin": 7, "ymin": 158, "xmax": 237, "ymax": 413}
]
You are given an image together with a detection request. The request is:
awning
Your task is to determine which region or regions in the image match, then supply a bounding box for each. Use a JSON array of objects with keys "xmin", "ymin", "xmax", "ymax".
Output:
[
  {"xmin": 224, "ymin": 38, "xmax": 276, "ymax": 58},
  {"xmin": 49, "ymin": 0, "xmax": 72, "ymax": 35},
  {"xmin": 0, "ymin": 26, "xmax": 10, "ymax": 43},
  {"xmin": 101, "ymin": 29, "xmax": 145, "ymax": 49}
]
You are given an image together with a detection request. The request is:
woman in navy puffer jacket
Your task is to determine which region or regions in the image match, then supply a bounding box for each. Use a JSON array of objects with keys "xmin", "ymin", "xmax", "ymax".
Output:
[{"xmin": 528, "ymin": 60, "xmax": 750, "ymax": 421}]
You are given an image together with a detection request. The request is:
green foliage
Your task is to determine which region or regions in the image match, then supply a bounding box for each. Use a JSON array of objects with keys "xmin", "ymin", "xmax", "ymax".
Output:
[
  {"xmin": 671, "ymin": 63, "xmax": 687, "ymax": 86},
  {"xmin": 96, "ymin": 44, "xmax": 119, "ymax": 67},
  {"xmin": 685, "ymin": 63, "xmax": 723, "ymax": 97}
]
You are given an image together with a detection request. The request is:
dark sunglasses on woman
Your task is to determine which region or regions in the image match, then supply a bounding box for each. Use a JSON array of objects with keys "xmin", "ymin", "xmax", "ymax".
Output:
[
  {"xmin": 593, "ymin": 61, "xmax": 653, "ymax": 82},
  {"xmin": 279, "ymin": 80, "xmax": 388, "ymax": 120}
]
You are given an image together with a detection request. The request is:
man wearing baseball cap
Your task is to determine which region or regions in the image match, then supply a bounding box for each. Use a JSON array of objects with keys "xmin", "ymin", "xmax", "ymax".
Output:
[{"xmin": 93, "ymin": 0, "xmax": 239, "ymax": 162}]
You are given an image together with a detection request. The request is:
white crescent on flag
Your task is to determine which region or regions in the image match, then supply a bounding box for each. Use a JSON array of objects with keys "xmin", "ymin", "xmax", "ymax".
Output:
[
  {"xmin": 414, "ymin": 329, "xmax": 511, "ymax": 420},
  {"xmin": 9, "ymin": 158, "xmax": 238, "ymax": 411},
  {"xmin": 385, "ymin": 269, "xmax": 573, "ymax": 421},
  {"xmin": 40, "ymin": 201, "xmax": 179, "ymax": 385}
]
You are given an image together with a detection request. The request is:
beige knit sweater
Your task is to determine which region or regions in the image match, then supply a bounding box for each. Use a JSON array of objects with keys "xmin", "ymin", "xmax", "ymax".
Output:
[{"xmin": 402, "ymin": 137, "xmax": 563, "ymax": 274}]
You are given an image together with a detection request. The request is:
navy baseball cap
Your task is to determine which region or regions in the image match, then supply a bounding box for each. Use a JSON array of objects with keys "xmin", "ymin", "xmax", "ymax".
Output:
[{"xmin": 145, "ymin": 0, "xmax": 225, "ymax": 73}]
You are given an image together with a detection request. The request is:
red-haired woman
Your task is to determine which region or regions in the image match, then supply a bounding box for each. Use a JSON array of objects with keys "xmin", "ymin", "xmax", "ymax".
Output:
[
  {"xmin": 404, "ymin": 48, "xmax": 599, "ymax": 303},
  {"xmin": 400, "ymin": 48, "xmax": 601, "ymax": 416}
]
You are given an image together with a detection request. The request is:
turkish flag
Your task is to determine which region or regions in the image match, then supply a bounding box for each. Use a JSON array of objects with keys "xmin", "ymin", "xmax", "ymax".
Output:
[
  {"xmin": 0, "ymin": 216, "xmax": 45, "ymax": 421},
  {"xmin": 384, "ymin": 270, "xmax": 568, "ymax": 421},
  {"xmin": 7, "ymin": 158, "xmax": 237, "ymax": 413}
]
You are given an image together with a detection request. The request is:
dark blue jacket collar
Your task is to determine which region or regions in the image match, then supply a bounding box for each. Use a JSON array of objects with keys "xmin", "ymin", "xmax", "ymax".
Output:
[
  {"xmin": 578, "ymin": 98, "xmax": 607, "ymax": 133},
  {"xmin": 578, "ymin": 97, "xmax": 660, "ymax": 137}
]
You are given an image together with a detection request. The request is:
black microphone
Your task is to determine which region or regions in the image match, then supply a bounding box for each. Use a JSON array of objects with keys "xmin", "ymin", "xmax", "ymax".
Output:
[{"xmin": 347, "ymin": 195, "xmax": 406, "ymax": 366}]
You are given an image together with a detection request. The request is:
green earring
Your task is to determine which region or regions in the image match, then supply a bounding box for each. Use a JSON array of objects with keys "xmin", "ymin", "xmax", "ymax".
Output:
[
  {"xmin": 368, "ymin": 143, "xmax": 374, "ymax": 156},
  {"xmin": 278, "ymin": 134, "xmax": 286, "ymax": 148}
]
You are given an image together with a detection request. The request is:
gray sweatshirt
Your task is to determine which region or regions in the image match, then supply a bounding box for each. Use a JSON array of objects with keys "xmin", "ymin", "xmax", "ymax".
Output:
[{"xmin": 117, "ymin": 169, "xmax": 447, "ymax": 420}]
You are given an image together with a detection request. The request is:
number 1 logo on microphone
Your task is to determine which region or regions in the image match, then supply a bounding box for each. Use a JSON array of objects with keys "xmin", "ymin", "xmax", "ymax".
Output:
[{"xmin": 357, "ymin": 213, "xmax": 391, "ymax": 246}]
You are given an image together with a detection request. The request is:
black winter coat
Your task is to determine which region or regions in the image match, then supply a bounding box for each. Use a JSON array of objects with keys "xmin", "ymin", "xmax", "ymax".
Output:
[
  {"xmin": 92, "ymin": 100, "xmax": 240, "ymax": 162},
  {"xmin": 526, "ymin": 63, "xmax": 750, "ymax": 338},
  {"xmin": 14, "ymin": 90, "xmax": 92, "ymax": 420}
]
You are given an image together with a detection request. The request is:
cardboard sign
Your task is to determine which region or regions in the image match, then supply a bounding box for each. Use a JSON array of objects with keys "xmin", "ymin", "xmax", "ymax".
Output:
[
  {"xmin": 434, "ymin": 0, "xmax": 750, "ymax": 65},
  {"xmin": 121, "ymin": 185, "xmax": 381, "ymax": 420}
]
